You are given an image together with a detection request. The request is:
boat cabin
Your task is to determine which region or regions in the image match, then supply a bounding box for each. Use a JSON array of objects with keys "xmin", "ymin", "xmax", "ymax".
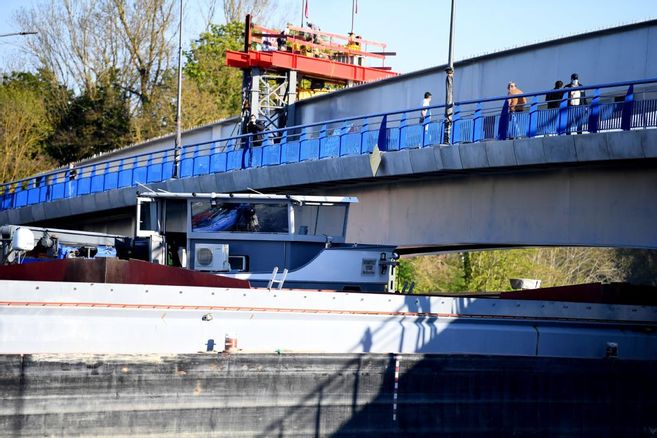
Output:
[{"xmin": 136, "ymin": 192, "xmax": 397, "ymax": 292}]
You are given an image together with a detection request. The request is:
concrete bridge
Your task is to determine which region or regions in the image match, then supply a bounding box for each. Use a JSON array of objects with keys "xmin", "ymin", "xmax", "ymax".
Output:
[
  {"xmin": 2, "ymin": 128, "xmax": 656, "ymax": 251},
  {"xmin": 1, "ymin": 20, "xmax": 656, "ymax": 251}
]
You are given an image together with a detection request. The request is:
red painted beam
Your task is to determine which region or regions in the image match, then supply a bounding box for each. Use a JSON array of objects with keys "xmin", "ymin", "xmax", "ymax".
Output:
[{"xmin": 226, "ymin": 50, "xmax": 397, "ymax": 83}]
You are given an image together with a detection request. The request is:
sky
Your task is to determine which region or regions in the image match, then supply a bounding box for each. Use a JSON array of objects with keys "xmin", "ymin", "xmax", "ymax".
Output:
[{"xmin": 0, "ymin": 0, "xmax": 655, "ymax": 74}]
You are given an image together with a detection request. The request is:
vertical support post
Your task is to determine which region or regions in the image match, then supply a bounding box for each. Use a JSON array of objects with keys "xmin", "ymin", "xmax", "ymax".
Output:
[
  {"xmin": 173, "ymin": 0, "xmax": 183, "ymax": 179},
  {"xmin": 621, "ymin": 84, "xmax": 635, "ymax": 131},
  {"xmin": 497, "ymin": 100, "xmax": 509, "ymax": 140},
  {"xmin": 472, "ymin": 103, "xmax": 483, "ymax": 142},
  {"xmin": 528, "ymin": 97, "xmax": 538, "ymax": 138},
  {"xmin": 452, "ymin": 104, "xmax": 461, "ymax": 143},
  {"xmin": 360, "ymin": 119, "xmax": 369, "ymax": 153},
  {"xmin": 557, "ymin": 91, "xmax": 568, "ymax": 135},
  {"xmin": 443, "ymin": 0, "xmax": 456, "ymax": 144},
  {"xmin": 399, "ymin": 112, "xmax": 408, "ymax": 149},
  {"xmin": 285, "ymin": 70, "xmax": 298, "ymax": 128},
  {"xmin": 588, "ymin": 88, "xmax": 600, "ymax": 133}
]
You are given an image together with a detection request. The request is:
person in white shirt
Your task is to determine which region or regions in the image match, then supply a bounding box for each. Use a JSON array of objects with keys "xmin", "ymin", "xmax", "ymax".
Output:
[
  {"xmin": 421, "ymin": 92, "xmax": 432, "ymax": 123},
  {"xmin": 564, "ymin": 73, "xmax": 587, "ymax": 134}
]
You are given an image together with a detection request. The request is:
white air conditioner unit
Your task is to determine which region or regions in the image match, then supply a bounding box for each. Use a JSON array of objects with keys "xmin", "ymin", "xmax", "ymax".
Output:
[{"xmin": 193, "ymin": 243, "xmax": 230, "ymax": 272}]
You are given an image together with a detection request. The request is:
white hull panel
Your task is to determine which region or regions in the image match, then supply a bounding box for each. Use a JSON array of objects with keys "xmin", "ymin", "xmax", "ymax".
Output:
[{"xmin": 1, "ymin": 280, "xmax": 656, "ymax": 359}]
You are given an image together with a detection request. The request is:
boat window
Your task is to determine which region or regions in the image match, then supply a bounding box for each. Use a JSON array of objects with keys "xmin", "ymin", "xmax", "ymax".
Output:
[
  {"xmin": 137, "ymin": 199, "xmax": 159, "ymax": 234},
  {"xmin": 293, "ymin": 204, "xmax": 346, "ymax": 237},
  {"xmin": 191, "ymin": 201, "xmax": 289, "ymax": 233}
]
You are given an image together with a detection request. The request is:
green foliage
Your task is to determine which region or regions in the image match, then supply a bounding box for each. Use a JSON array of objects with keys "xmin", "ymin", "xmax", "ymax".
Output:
[
  {"xmin": 402, "ymin": 247, "xmax": 628, "ymax": 294},
  {"xmin": 613, "ymin": 249, "xmax": 657, "ymax": 287},
  {"xmin": 48, "ymin": 71, "xmax": 133, "ymax": 163},
  {"xmin": 0, "ymin": 74, "xmax": 56, "ymax": 182},
  {"xmin": 398, "ymin": 254, "xmax": 465, "ymax": 294},
  {"xmin": 184, "ymin": 21, "xmax": 244, "ymax": 119}
]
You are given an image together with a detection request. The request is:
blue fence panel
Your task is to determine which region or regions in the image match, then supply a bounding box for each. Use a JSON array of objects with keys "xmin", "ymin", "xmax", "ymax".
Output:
[
  {"xmin": 91, "ymin": 166, "xmax": 104, "ymax": 193},
  {"xmin": 320, "ymin": 135, "xmax": 340, "ymax": 158},
  {"xmin": 76, "ymin": 168, "xmax": 91, "ymax": 196},
  {"xmin": 227, "ymin": 149, "xmax": 243, "ymax": 170},
  {"xmin": 361, "ymin": 129, "xmax": 377, "ymax": 153},
  {"xmin": 262, "ymin": 143, "xmax": 281, "ymax": 166},
  {"xmin": 162, "ymin": 159, "xmax": 174, "ymax": 179},
  {"xmin": 251, "ymin": 146, "xmax": 263, "ymax": 168},
  {"xmin": 104, "ymin": 163, "xmax": 118, "ymax": 190},
  {"xmin": 340, "ymin": 132, "xmax": 361, "ymax": 156},
  {"xmin": 193, "ymin": 154, "xmax": 210, "ymax": 176},
  {"xmin": 1, "ymin": 187, "xmax": 14, "ymax": 209},
  {"xmin": 300, "ymin": 139, "xmax": 320, "ymax": 161},
  {"xmin": 133, "ymin": 164, "xmax": 147, "ymax": 185},
  {"xmin": 483, "ymin": 115, "xmax": 498, "ymax": 140},
  {"xmin": 455, "ymin": 119, "xmax": 473, "ymax": 143},
  {"xmin": 180, "ymin": 148, "xmax": 195, "ymax": 177},
  {"xmin": 118, "ymin": 160, "xmax": 133, "ymax": 188},
  {"xmin": 566, "ymin": 106, "xmax": 588, "ymax": 133},
  {"xmin": 147, "ymin": 155, "xmax": 164, "ymax": 182},
  {"xmin": 635, "ymin": 98, "xmax": 657, "ymax": 128},
  {"xmin": 14, "ymin": 187, "xmax": 28, "ymax": 208},
  {"xmin": 50, "ymin": 172, "xmax": 66, "ymax": 200},
  {"xmin": 387, "ymin": 127, "xmax": 400, "ymax": 151},
  {"xmin": 27, "ymin": 179, "xmax": 40, "ymax": 205},
  {"xmin": 599, "ymin": 102, "xmax": 622, "ymax": 131},
  {"xmin": 282, "ymin": 141, "xmax": 300, "ymax": 163},
  {"xmin": 210, "ymin": 151, "xmax": 227, "ymax": 173},
  {"xmin": 400, "ymin": 125, "xmax": 423, "ymax": 149},
  {"xmin": 536, "ymin": 108, "xmax": 559, "ymax": 135}
]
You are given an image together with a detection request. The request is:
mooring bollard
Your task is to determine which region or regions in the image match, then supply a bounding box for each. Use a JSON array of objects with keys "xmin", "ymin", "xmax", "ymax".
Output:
[{"xmin": 224, "ymin": 333, "xmax": 238, "ymax": 353}]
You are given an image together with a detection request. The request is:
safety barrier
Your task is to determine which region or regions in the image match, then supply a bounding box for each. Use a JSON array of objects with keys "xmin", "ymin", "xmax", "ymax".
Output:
[{"xmin": 1, "ymin": 78, "xmax": 656, "ymax": 211}]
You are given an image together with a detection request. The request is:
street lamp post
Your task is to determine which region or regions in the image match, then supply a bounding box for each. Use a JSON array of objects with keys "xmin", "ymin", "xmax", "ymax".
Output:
[
  {"xmin": 172, "ymin": 0, "xmax": 183, "ymax": 179},
  {"xmin": 443, "ymin": 0, "xmax": 455, "ymax": 145},
  {"xmin": 0, "ymin": 31, "xmax": 37, "ymax": 38}
]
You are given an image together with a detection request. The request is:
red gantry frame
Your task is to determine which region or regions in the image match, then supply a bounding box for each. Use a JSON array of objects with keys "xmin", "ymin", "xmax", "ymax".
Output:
[
  {"xmin": 226, "ymin": 49, "xmax": 397, "ymax": 83},
  {"xmin": 226, "ymin": 22, "xmax": 398, "ymax": 84}
]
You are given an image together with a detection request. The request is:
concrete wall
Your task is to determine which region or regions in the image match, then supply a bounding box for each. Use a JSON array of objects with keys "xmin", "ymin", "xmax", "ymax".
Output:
[
  {"xmin": 293, "ymin": 21, "xmax": 657, "ymax": 125},
  {"xmin": 2, "ymin": 353, "xmax": 656, "ymax": 436}
]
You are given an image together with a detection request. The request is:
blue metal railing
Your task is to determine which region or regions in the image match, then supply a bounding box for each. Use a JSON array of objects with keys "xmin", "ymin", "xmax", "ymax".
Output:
[{"xmin": 1, "ymin": 78, "xmax": 656, "ymax": 212}]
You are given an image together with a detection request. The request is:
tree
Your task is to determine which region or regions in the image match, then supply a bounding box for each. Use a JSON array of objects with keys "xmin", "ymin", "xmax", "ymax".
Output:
[
  {"xmin": 616, "ymin": 249, "xmax": 657, "ymax": 287},
  {"xmin": 0, "ymin": 75, "xmax": 56, "ymax": 183},
  {"xmin": 16, "ymin": 0, "xmax": 176, "ymax": 107},
  {"xmin": 401, "ymin": 247, "xmax": 628, "ymax": 294},
  {"xmin": 131, "ymin": 71, "xmax": 227, "ymax": 142},
  {"xmin": 222, "ymin": 0, "xmax": 272, "ymax": 23},
  {"xmin": 48, "ymin": 70, "xmax": 133, "ymax": 163},
  {"xmin": 398, "ymin": 255, "xmax": 465, "ymax": 293},
  {"xmin": 184, "ymin": 21, "xmax": 245, "ymax": 120}
]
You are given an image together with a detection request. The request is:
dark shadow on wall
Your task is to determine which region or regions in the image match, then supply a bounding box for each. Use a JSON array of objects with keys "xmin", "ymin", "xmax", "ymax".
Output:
[{"xmin": 332, "ymin": 354, "xmax": 657, "ymax": 437}]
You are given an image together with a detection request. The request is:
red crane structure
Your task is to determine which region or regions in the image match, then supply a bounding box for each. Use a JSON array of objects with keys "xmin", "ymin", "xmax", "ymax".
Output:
[{"xmin": 226, "ymin": 16, "xmax": 397, "ymax": 133}]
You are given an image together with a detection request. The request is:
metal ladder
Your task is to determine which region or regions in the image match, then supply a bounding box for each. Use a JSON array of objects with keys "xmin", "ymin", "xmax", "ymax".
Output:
[{"xmin": 267, "ymin": 266, "xmax": 288, "ymax": 290}]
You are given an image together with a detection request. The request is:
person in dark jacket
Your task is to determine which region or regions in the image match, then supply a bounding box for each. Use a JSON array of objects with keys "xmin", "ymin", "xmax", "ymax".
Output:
[
  {"xmin": 564, "ymin": 73, "xmax": 585, "ymax": 106},
  {"xmin": 564, "ymin": 73, "xmax": 586, "ymax": 134},
  {"xmin": 545, "ymin": 80, "xmax": 564, "ymax": 109}
]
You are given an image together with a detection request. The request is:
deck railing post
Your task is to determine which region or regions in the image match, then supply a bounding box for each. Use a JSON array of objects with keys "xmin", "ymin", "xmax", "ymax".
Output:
[
  {"xmin": 528, "ymin": 97, "xmax": 538, "ymax": 138},
  {"xmin": 588, "ymin": 88, "xmax": 601, "ymax": 133},
  {"xmin": 621, "ymin": 84, "xmax": 635, "ymax": 131}
]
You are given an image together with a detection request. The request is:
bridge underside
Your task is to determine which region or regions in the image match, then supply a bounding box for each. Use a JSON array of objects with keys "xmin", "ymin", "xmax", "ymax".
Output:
[
  {"xmin": 340, "ymin": 160, "xmax": 657, "ymax": 250},
  {"xmin": 4, "ymin": 130, "xmax": 657, "ymax": 250}
]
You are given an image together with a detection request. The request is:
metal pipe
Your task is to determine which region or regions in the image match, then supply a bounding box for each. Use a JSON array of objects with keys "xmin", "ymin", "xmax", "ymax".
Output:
[
  {"xmin": 443, "ymin": 0, "xmax": 455, "ymax": 144},
  {"xmin": 351, "ymin": 0, "xmax": 355, "ymax": 35},
  {"xmin": 173, "ymin": 0, "xmax": 183, "ymax": 179}
]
